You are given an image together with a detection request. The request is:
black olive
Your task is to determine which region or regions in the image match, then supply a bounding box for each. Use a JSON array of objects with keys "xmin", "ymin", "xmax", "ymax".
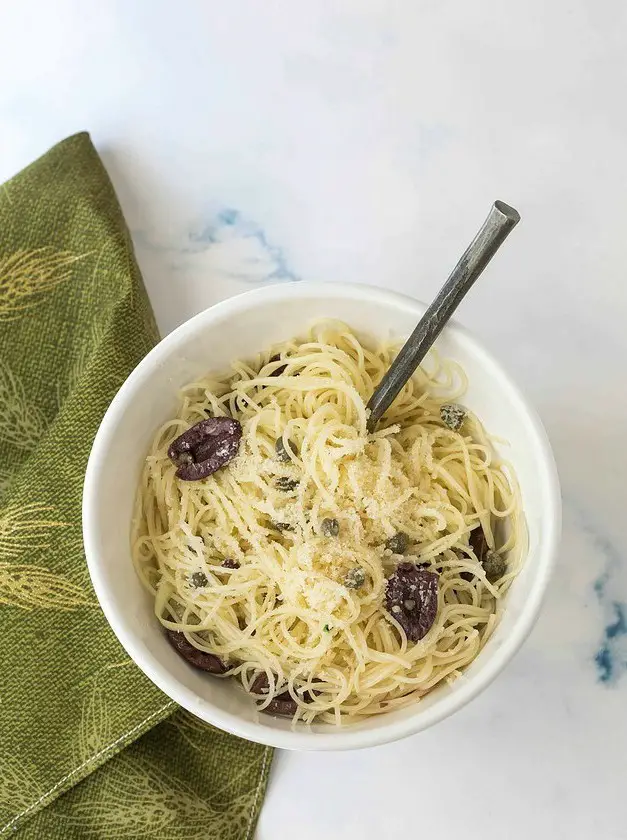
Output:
[
  {"xmin": 166, "ymin": 630, "xmax": 227, "ymax": 673},
  {"xmin": 251, "ymin": 673, "xmax": 271, "ymax": 696},
  {"xmin": 167, "ymin": 417, "xmax": 242, "ymax": 481},
  {"xmin": 250, "ymin": 673, "xmax": 316, "ymax": 717},
  {"xmin": 268, "ymin": 354, "xmax": 288, "ymax": 377},
  {"xmin": 470, "ymin": 527, "xmax": 488, "ymax": 562},
  {"xmin": 385, "ymin": 564, "xmax": 439, "ymax": 642}
]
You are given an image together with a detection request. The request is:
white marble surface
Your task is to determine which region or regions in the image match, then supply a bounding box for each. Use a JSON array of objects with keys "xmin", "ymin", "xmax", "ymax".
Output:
[{"xmin": 1, "ymin": 1, "xmax": 626, "ymax": 837}]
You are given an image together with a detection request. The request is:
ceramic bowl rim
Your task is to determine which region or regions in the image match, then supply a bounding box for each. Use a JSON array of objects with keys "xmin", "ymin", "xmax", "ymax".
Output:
[{"xmin": 83, "ymin": 281, "xmax": 561, "ymax": 751}]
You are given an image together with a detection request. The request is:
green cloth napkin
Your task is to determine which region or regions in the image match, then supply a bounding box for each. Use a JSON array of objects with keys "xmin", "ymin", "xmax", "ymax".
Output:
[{"xmin": 0, "ymin": 133, "xmax": 272, "ymax": 839}]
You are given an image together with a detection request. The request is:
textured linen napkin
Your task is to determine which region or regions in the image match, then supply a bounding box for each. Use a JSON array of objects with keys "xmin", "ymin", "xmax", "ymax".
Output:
[{"xmin": 0, "ymin": 133, "xmax": 272, "ymax": 839}]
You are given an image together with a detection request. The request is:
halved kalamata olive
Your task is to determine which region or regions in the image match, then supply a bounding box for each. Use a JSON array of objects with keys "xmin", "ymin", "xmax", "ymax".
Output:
[
  {"xmin": 166, "ymin": 629, "xmax": 227, "ymax": 674},
  {"xmin": 469, "ymin": 526, "xmax": 506, "ymax": 581},
  {"xmin": 470, "ymin": 527, "xmax": 488, "ymax": 561},
  {"xmin": 250, "ymin": 673, "xmax": 297, "ymax": 716},
  {"xmin": 250, "ymin": 673, "xmax": 318, "ymax": 717},
  {"xmin": 261, "ymin": 694, "xmax": 299, "ymax": 717},
  {"xmin": 268, "ymin": 354, "xmax": 287, "ymax": 376},
  {"xmin": 168, "ymin": 417, "xmax": 242, "ymax": 481},
  {"xmin": 251, "ymin": 673, "xmax": 271, "ymax": 695},
  {"xmin": 385, "ymin": 563, "xmax": 439, "ymax": 642}
]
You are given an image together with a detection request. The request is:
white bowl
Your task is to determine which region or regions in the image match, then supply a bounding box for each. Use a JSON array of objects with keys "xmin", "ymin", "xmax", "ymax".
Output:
[{"xmin": 83, "ymin": 282, "xmax": 560, "ymax": 751}]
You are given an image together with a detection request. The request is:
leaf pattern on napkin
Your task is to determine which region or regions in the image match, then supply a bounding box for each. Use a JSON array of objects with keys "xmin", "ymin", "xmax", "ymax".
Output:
[
  {"xmin": 50, "ymin": 696, "xmax": 271, "ymax": 840},
  {"xmin": 0, "ymin": 563, "xmax": 93, "ymax": 610},
  {"xmin": 0, "ymin": 358, "xmax": 47, "ymax": 449},
  {"xmin": 0, "ymin": 503, "xmax": 91, "ymax": 610},
  {"xmin": 0, "ymin": 247, "xmax": 87, "ymax": 321},
  {"xmin": 0, "ymin": 503, "xmax": 67, "ymax": 558},
  {"xmin": 56, "ymin": 751, "xmax": 268, "ymax": 840},
  {"xmin": 55, "ymin": 532, "xmax": 93, "ymax": 588},
  {"xmin": 0, "ymin": 756, "xmax": 43, "ymax": 814},
  {"xmin": 0, "ymin": 133, "xmax": 271, "ymax": 838},
  {"xmin": 0, "ymin": 466, "xmax": 14, "ymax": 497},
  {"xmin": 74, "ymin": 683, "xmax": 114, "ymax": 765},
  {"xmin": 66, "ymin": 320, "xmax": 108, "ymax": 393},
  {"xmin": 58, "ymin": 753, "xmax": 215, "ymax": 837},
  {"xmin": 165, "ymin": 709, "xmax": 214, "ymax": 752}
]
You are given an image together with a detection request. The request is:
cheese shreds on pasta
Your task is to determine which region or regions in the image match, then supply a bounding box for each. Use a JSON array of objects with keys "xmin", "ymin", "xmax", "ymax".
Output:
[{"xmin": 132, "ymin": 321, "xmax": 523, "ymax": 724}]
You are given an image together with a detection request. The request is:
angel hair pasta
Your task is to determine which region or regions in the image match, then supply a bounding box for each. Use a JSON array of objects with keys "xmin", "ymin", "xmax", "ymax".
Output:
[{"xmin": 132, "ymin": 321, "xmax": 523, "ymax": 725}]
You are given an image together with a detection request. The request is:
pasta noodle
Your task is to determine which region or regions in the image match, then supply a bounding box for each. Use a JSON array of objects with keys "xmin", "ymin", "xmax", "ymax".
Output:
[{"xmin": 132, "ymin": 321, "xmax": 523, "ymax": 724}]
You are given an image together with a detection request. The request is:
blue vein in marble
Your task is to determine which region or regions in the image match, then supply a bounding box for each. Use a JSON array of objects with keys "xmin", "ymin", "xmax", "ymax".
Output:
[
  {"xmin": 188, "ymin": 207, "xmax": 299, "ymax": 283},
  {"xmin": 132, "ymin": 206, "xmax": 299, "ymax": 285},
  {"xmin": 570, "ymin": 496, "xmax": 627, "ymax": 685},
  {"xmin": 594, "ymin": 601, "xmax": 627, "ymax": 684}
]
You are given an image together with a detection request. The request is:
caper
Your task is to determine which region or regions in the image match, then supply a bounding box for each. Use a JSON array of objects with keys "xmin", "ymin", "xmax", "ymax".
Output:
[
  {"xmin": 385, "ymin": 532, "xmax": 409, "ymax": 554},
  {"xmin": 483, "ymin": 550, "xmax": 507, "ymax": 583},
  {"xmin": 276, "ymin": 477, "xmax": 299, "ymax": 492},
  {"xmin": 221, "ymin": 559, "xmax": 240, "ymax": 569},
  {"xmin": 270, "ymin": 520, "xmax": 294, "ymax": 532},
  {"xmin": 275, "ymin": 437, "xmax": 296, "ymax": 462},
  {"xmin": 321, "ymin": 518, "xmax": 340, "ymax": 537},
  {"xmin": 344, "ymin": 566, "xmax": 365, "ymax": 589},
  {"xmin": 190, "ymin": 571, "xmax": 208, "ymax": 588},
  {"xmin": 440, "ymin": 403, "xmax": 467, "ymax": 432}
]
